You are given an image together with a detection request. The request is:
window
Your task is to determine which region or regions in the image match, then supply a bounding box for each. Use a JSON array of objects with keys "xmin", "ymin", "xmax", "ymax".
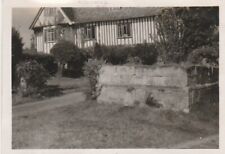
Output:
[
  {"xmin": 118, "ymin": 22, "xmax": 131, "ymax": 38},
  {"xmin": 84, "ymin": 26, "xmax": 95, "ymax": 40},
  {"xmin": 44, "ymin": 28, "xmax": 56, "ymax": 42}
]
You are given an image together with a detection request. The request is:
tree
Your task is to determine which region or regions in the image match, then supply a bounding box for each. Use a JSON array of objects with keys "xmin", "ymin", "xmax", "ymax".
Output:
[
  {"xmin": 181, "ymin": 7, "xmax": 219, "ymax": 51},
  {"xmin": 50, "ymin": 40, "xmax": 86, "ymax": 77},
  {"xmin": 12, "ymin": 27, "xmax": 24, "ymax": 87},
  {"xmin": 154, "ymin": 7, "xmax": 219, "ymax": 63}
]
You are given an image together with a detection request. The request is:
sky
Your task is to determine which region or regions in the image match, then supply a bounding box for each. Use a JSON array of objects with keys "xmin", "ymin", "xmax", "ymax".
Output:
[{"xmin": 12, "ymin": 8, "xmax": 40, "ymax": 48}]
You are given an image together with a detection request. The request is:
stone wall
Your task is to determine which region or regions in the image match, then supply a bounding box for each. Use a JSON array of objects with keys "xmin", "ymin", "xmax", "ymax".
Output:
[{"xmin": 97, "ymin": 64, "xmax": 218, "ymax": 112}]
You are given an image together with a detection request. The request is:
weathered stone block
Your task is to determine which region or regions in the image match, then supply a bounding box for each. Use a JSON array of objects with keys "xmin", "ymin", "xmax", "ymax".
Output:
[{"xmin": 97, "ymin": 64, "xmax": 218, "ymax": 112}]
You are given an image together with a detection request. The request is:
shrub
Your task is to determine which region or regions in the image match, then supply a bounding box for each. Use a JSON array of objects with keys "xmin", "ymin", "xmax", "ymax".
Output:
[
  {"xmin": 93, "ymin": 43, "xmax": 103, "ymax": 60},
  {"xmin": 81, "ymin": 47, "xmax": 94, "ymax": 59},
  {"xmin": 83, "ymin": 59, "xmax": 105, "ymax": 99},
  {"xmin": 103, "ymin": 46, "xmax": 130, "ymax": 65},
  {"xmin": 132, "ymin": 43, "xmax": 158, "ymax": 65},
  {"xmin": 187, "ymin": 46, "xmax": 219, "ymax": 66},
  {"xmin": 126, "ymin": 56, "xmax": 142, "ymax": 65},
  {"xmin": 16, "ymin": 60, "xmax": 50, "ymax": 96},
  {"xmin": 63, "ymin": 50, "xmax": 87, "ymax": 78},
  {"xmin": 93, "ymin": 44, "xmax": 158, "ymax": 65},
  {"xmin": 50, "ymin": 40, "xmax": 87, "ymax": 77},
  {"xmin": 94, "ymin": 45, "xmax": 133, "ymax": 65},
  {"xmin": 22, "ymin": 53, "xmax": 58, "ymax": 75}
]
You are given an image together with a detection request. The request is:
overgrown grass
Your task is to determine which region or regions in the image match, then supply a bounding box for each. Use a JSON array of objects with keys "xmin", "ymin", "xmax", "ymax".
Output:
[{"xmin": 12, "ymin": 99, "xmax": 218, "ymax": 148}]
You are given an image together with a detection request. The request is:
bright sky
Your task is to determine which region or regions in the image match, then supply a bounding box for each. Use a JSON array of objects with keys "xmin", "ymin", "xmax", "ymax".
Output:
[{"xmin": 12, "ymin": 8, "xmax": 40, "ymax": 48}]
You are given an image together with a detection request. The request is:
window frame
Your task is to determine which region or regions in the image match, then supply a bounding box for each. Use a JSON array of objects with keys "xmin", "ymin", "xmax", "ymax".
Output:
[
  {"xmin": 44, "ymin": 27, "xmax": 57, "ymax": 43},
  {"xmin": 84, "ymin": 26, "xmax": 96, "ymax": 40},
  {"xmin": 117, "ymin": 21, "xmax": 132, "ymax": 38}
]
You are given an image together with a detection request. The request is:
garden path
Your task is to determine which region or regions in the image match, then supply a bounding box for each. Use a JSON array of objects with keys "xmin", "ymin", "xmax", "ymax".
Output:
[{"xmin": 12, "ymin": 92, "xmax": 86, "ymax": 117}]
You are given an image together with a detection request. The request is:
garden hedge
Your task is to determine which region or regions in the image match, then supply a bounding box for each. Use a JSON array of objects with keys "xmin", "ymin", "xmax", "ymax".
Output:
[{"xmin": 22, "ymin": 53, "xmax": 58, "ymax": 75}]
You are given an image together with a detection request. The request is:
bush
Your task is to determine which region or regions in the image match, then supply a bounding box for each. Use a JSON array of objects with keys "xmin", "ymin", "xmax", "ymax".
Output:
[
  {"xmin": 126, "ymin": 56, "xmax": 142, "ymax": 65},
  {"xmin": 81, "ymin": 47, "xmax": 93, "ymax": 59},
  {"xmin": 50, "ymin": 40, "xmax": 87, "ymax": 77},
  {"xmin": 22, "ymin": 53, "xmax": 58, "ymax": 75},
  {"xmin": 50, "ymin": 40, "xmax": 79, "ymax": 63},
  {"xmin": 132, "ymin": 43, "xmax": 158, "ymax": 65},
  {"xmin": 92, "ymin": 43, "xmax": 158, "ymax": 65},
  {"xmin": 103, "ymin": 45, "xmax": 131, "ymax": 65},
  {"xmin": 93, "ymin": 43, "xmax": 103, "ymax": 60},
  {"xmin": 16, "ymin": 60, "xmax": 50, "ymax": 96},
  {"xmin": 94, "ymin": 44, "xmax": 132, "ymax": 65},
  {"xmin": 83, "ymin": 59, "xmax": 105, "ymax": 99},
  {"xmin": 187, "ymin": 46, "xmax": 219, "ymax": 66},
  {"xmin": 63, "ymin": 50, "xmax": 88, "ymax": 78}
]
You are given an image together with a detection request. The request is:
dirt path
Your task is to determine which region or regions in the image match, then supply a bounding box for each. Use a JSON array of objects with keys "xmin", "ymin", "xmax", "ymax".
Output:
[
  {"xmin": 12, "ymin": 92, "xmax": 86, "ymax": 117},
  {"xmin": 170, "ymin": 134, "xmax": 219, "ymax": 149}
]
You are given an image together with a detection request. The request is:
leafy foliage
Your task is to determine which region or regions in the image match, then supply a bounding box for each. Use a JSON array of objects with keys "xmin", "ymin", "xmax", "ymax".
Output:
[
  {"xmin": 154, "ymin": 7, "xmax": 219, "ymax": 63},
  {"xmin": 12, "ymin": 28, "xmax": 24, "ymax": 87},
  {"xmin": 132, "ymin": 43, "xmax": 158, "ymax": 65},
  {"xmin": 16, "ymin": 60, "xmax": 50, "ymax": 96},
  {"xmin": 181, "ymin": 7, "xmax": 219, "ymax": 51},
  {"xmin": 187, "ymin": 46, "xmax": 219, "ymax": 66},
  {"xmin": 63, "ymin": 50, "xmax": 87, "ymax": 78},
  {"xmin": 12, "ymin": 28, "xmax": 24, "ymax": 64},
  {"xmin": 50, "ymin": 40, "xmax": 87, "ymax": 77},
  {"xmin": 22, "ymin": 53, "xmax": 58, "ymax": 75},
  {"xmin": 83, "ymin": 59, "xmax": 105, "ymax": 99},
  {"xmin": 93, "ymin": 43, "xmax": 103, "ymax": 60},
  {"xmin": 103, "ymin": 45, "xmax": 130, "ymax": 65},
  {"xmin": 92, "ymin": 44, "xmax": 158, "ymax": 65},
  {"xmin": 126, "ymin": 56, "xmax": 142, "ymax": 65},
  {"xmin": 50, "ymin": 40, "xmax": 80, "ymax": 64}
]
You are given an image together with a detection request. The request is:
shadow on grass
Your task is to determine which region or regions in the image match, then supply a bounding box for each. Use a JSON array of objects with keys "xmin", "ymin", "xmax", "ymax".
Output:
[
  {"xmin": 40, "ymin": 85, "xmax": 63, "ymax": 97},
  {"xmin": 12, "ymin": 85, "xmax": 64, "ymax": 106}
]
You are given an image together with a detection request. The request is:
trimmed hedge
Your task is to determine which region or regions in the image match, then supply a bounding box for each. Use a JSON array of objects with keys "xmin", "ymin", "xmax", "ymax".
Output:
[
  {"xmin": 22, "ymin": 53, "xmax": 58, "ymax": 75},
  {"xmin": 93, "ymin": 43, "xmax": 158, "ymax": 65},
  {"xmin": 132, "ymin": 43, "xmax": 158, "ymax": 65},
  {"xmin": 102, "ymin": 45, "xmax": 131, "ymax": 65}
]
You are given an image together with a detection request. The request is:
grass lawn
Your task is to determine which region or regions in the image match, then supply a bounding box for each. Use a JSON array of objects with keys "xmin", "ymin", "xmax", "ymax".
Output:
[
  {"xmin": 12, "ymin": 77, "xmax": 90, "ymax": 106},
  {"xmin": 12, "ymin": 98, "xmax": 218, "ymax": 149}
]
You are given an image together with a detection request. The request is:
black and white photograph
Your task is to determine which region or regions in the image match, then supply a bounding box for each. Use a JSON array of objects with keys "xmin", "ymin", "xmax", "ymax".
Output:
[
  {"xmin": 10, "ymin": 6, "xmax": 219, "ymax": 149},
  {"xmin": 1, "ymin": 0, "xmax": 222, "ymax": 152}
]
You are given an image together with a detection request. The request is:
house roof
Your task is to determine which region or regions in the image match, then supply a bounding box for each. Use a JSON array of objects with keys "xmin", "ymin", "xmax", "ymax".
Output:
[
  {"xmin": 30, "ymin": 7, "xmax": 162, "ymax": 29},
  {"xmin": 61, "ymin": 7, "xmax": 162, "ymax": 23}
]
